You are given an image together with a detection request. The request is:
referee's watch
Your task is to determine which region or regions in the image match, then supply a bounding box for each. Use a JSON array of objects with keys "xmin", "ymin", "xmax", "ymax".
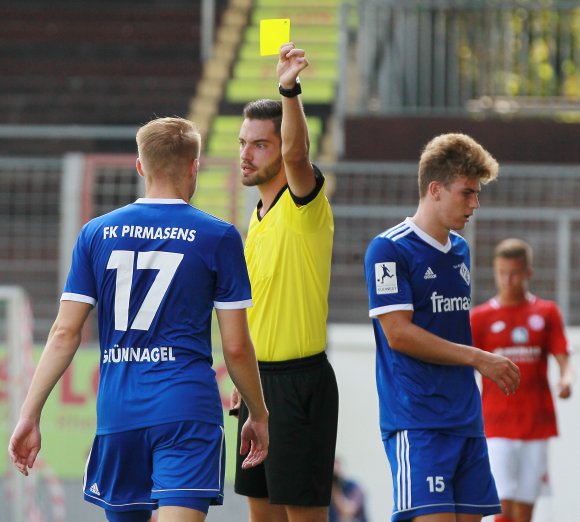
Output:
[{"xmin": 279, "ymin": 79, "xmax": 302, "ymax": 98}]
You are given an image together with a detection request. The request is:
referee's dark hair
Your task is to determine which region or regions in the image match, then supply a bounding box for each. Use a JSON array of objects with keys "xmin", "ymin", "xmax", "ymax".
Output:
[{"xmin": 243, "ymin": 99, "xmax": 282, "ymax": 136}]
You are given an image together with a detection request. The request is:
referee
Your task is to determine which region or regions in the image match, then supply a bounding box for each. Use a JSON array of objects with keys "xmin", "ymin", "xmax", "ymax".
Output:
[{"xmin": 231, "ymin": 42, "xmax": 338, "ymax": 522}]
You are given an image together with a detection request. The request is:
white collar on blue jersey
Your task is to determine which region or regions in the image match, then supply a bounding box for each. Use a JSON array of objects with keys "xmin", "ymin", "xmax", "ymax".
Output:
[
  {"xmin": 404, "ymin": 217, "xmax": 452, "ymax": 253},
  {"xmin": 134, "ymin": 198, "xmax": 188, "ymax": 205}
]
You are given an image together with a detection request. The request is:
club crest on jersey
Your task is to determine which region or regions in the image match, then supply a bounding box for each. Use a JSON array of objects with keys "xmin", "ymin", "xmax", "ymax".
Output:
[
  {"xmin": 458, "ymin": 263, "xmax": 470, "ymax": 285},
  {"xmin": 511, "ymin": 327, "xmax": 529, "ymax": 344},
  {"xmin": 375, "ymin": 262, "xmax": 398, "ymax": 294}
]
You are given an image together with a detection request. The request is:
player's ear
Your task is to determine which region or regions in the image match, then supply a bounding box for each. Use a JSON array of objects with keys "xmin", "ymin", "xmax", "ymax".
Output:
[
  {"xmin": 190, "ymin": 158, "xmax": 199, "ymax": 179},
  {"xmin": 428, "ymin": 180, "xmax": 441, "ymax": 200},
  {"xmin": 136, "ymin": 158, "xmax": 145, "ymax": 178}
]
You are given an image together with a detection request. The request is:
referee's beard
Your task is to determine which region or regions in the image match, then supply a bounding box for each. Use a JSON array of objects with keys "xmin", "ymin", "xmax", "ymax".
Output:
[{"xmin": 241, "ymin": 156, "xmax": 282, "ymax": 187}]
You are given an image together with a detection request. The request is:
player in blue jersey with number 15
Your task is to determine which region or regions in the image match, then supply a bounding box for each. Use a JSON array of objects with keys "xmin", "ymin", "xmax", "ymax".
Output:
[
  {"xmin": 364, "ymin": 133, "xmax": 521, "ymax": 522},
  {"xmin": 9, "ymin": 117, "xmax": 269, "ymax": 522}
]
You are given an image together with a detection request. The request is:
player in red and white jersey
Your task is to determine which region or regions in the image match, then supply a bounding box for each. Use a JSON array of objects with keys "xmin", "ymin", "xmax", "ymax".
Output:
[{"xmin": 471, "ymin": 238, "xmax": 574, "ymax": 522}]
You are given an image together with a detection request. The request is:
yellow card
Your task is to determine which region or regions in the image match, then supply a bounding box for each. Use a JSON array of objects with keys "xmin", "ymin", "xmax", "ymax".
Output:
[{"xmin": 260, "ymin": 18, "xmax": 290, "ymax": 56}]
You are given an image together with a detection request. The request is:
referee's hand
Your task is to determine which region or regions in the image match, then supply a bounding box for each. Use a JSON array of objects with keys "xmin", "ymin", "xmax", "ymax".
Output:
[
  {"xmin": 240, "ymin": 412, "xmax": 269, "ymax": 469},
  {"xmin": 277, "ymin": 42, "xmax": 309, "ymax": 90}
]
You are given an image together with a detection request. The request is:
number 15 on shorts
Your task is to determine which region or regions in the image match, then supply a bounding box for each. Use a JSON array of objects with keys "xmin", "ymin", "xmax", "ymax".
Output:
[{"xmin": 426, "ymin": 475, "xmax": 446, "ymax": 493}]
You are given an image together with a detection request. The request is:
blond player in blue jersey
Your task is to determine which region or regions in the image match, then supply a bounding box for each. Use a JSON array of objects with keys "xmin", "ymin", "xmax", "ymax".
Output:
[
  {"xmin": 230, "ymin": 43, "xmax": 339, "ymax": 522},
  {"xmin": 9, "ymin": 117, "xmax": 269, "ymax": 522}
]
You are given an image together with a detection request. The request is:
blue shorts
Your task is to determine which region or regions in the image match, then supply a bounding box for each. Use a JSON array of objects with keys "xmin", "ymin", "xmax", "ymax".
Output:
[
  {"xmin": 383, "ymin": 430, "xmax": 501, "ymax": 521},
  {"xmin": 83, "ymin": 420, "xmax": 225, "ymax": 514}
]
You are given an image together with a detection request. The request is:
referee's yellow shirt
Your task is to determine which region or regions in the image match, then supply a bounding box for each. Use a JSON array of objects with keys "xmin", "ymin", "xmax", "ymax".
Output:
[{"xmin": 245, "ymin": 176, "xmax": 333, "ymax": 362}]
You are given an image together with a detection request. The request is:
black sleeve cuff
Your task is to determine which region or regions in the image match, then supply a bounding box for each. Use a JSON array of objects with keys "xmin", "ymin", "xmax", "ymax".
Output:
[{"xmin": 289, "ymin": 164, "xmax": 325, "ymax": 206}]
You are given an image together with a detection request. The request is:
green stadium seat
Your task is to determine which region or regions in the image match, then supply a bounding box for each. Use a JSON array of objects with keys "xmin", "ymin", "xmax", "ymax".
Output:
[
  {"xmin": 238, "ymin": 43, "xmax": 338, "ymax": 61},
  {"xmin": 257, "ymin": 0, "xmax": 342, "ymax": 6},
  {"xmin": 193, "ymin": 164, "xmax": 246, "ymax": 224},
  {"xmin": 251, "ymin": 8, "xmax": 339, "ymax": 26},
  {"xmin": 226, "ymin": 79, "xmax": 335, "ymax": 104},
  {"xmin": 210, "ymin": 116, "xmax": 242, "ymax": 134},
  {"xmin": 206, "ymin": 116, "xmax": 241, "ymax": 159},
  {"xmin": 206, "ymin": 115, "xmax": 322, "ymax": 160},
  {"xmin": 197, "ymin": 167, "xmax": 233, "ymax": 187},
  {"xmin": 206, "ymin": 143, "xmax": 239, "ymax": 159},
  {"xmin": 233, "ymin": 60, "xmax": 338, "ymax": 81},
  {"xmin": 305, "ymin": 117, "xmax": 323, "ymax": 136}
]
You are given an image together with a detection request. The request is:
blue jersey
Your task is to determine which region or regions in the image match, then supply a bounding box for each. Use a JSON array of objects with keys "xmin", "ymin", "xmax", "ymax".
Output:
[
  {"xmin": 63, "ymin": 198, "xmax": 252, "ymax": 435},
  {"xmin": 364, "ymin": 218, "xmax": 483, "ymax": 438}
]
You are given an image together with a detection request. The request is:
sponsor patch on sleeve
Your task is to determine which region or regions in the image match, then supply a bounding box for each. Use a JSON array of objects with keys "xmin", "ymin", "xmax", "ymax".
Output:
[{"xmin": 374, "ymin": 262, "xmax": 398, "ymax": 294}]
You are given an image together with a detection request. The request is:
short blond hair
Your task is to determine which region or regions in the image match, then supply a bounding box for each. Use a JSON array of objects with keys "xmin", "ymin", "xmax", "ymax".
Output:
[
  {"xmin": 418, "ymin": 133, "xmax": 499, "ymax": 197},
  {"xmin": 494, "ymin": 238, "xmax": 533, "ymax": 267},
  {"xmin": 136, "ymin": 117, "xmax": 201, "ymax": 179}
]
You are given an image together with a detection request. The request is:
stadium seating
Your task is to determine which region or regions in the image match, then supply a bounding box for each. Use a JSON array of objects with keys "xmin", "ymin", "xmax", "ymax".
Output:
[
  {"xmin": 222, "ymin": 0, "xmax": 339, "ymax": 112},
  {"xmin": 0, "ymin": 1, "xmax": 227, "ymax": 126},
  {"xmin": 197, "ymin": 0, "xmax": 342, "ymax": 224}
]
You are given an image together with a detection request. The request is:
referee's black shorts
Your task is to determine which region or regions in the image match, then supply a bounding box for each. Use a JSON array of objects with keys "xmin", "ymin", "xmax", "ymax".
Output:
[{"xmin": 234, "ymin": 351, "xmax": 339, "ymax": 506}]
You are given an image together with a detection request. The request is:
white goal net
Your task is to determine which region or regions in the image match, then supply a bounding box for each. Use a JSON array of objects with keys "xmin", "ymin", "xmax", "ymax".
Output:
[{"xmin": 0, "ymin": 286, "xmax": 65, "ymax": 522}]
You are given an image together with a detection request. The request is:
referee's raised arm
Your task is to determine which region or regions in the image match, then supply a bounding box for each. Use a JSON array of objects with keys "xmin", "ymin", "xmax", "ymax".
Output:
[{"xmin": 277, "ymin": 42, "xmax": 316, "ymax": 199}]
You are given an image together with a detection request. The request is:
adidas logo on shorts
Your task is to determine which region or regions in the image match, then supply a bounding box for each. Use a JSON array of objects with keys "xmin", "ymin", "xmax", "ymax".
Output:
[
  {"xmin": 89, "ymin": 483, "xmax": 100, "ymax": 496},
  {"xmin": 424, "ymin": 267, "xmax": 437, "ymax": 279}
]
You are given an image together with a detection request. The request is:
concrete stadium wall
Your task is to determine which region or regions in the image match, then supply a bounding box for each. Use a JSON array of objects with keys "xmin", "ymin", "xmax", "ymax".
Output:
[{"xmin": 344, "ymin": 116, "xmax": 580, "ymax": 165}]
